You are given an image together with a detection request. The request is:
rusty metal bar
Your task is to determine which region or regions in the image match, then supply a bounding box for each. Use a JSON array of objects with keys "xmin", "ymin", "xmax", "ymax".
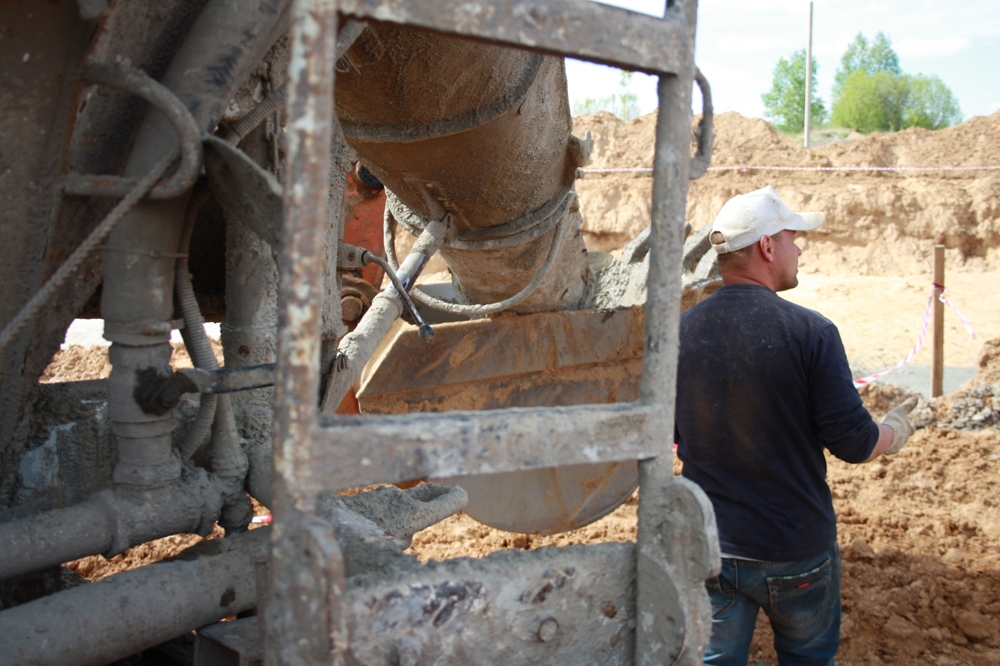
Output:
[
  {"xmin": 635, "ymin": 1, "xmax": 714, "ymax": 664},
  {"xmin": 268, "ymin": 0, "xmax": 343, "ymax": 664},
  {"xmin": 178, "ymin": 364, "xmax": 277, "ymax": 395},
  {"xmin": 337, "ymin": 0, "xmax": 691, "ymax": 74},
  {"xmin": 303, "ymin": 403, "xmax": 657, "ymax": 492},
  {"xmin": 272, "ymin": 0, "xmax": 336, "ymax": 510}
]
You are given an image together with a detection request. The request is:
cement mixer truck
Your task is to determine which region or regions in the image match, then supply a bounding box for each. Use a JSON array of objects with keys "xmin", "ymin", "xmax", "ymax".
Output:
[{"xmin": 0, "ymin": 1, "xmax": 722, "ymax": 663}]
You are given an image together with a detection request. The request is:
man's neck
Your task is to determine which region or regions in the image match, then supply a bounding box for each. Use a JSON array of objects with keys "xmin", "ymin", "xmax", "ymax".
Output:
[{"xmin": 720, "ymin": 272, "xmax": 775, "ymax": 291}]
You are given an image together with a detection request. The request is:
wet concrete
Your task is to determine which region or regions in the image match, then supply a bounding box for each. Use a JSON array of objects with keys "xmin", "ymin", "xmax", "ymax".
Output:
[{"xmin": 852, "ymin": 362, "xmax": 976, "ymax": 399}]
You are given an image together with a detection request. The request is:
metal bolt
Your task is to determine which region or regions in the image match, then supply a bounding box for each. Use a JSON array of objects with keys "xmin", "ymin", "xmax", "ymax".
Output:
[{"xmin": 537, "ymin": 618, "xmax": 559, "ymax": 642}]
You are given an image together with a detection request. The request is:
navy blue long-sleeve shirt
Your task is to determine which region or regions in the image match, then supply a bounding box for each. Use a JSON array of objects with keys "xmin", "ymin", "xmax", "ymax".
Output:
[{"xmin": 675, "ymin": 284, "xmax": 879, "ymax": 562}]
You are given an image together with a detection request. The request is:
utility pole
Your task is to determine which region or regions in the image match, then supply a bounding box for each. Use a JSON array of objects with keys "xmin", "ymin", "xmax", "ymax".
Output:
[{"xmin": 804, "ymin": 1, "xmax": 814, "ymax": 148}]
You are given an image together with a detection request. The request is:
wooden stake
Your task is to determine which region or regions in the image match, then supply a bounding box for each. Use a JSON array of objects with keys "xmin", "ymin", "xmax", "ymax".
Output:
[{"xmin": 932, "ymin": 245, "xmax": 945, "ymax": 397}]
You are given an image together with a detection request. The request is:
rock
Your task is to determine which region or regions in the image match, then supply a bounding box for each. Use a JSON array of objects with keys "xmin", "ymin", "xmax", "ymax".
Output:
[
  {"xmin": 954, "ymin": 609, "xmax": 994, "ymax": 641},
  {"xmin": 846, "ymin": 537, "xmax": 876, "ymax": 561},
  {"xmin": 882, "ymin": 614, "xmax": 925, "ymax": 657},
  {"xmin": 941, "ymin": 549, "xmax": 965, "ymax": 566}
]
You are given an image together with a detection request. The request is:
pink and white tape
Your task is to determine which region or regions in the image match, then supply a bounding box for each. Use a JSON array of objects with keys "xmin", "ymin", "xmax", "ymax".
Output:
[
  {"xmin": 581, "ymin": 165, "xmax": 1000, "ymax": 174},
  {"xmin": 852, "ymin": 284, "xmax": 978, "ymax": 389},
  {"xmin": 938, "ymin": 287, "xmax": 978, "ymax": 341}
]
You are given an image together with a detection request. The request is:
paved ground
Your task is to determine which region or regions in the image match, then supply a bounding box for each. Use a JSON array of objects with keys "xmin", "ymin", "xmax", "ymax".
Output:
[{"xmin": 853, "ymin": 363, "xmax": 976, "ymax": 398}]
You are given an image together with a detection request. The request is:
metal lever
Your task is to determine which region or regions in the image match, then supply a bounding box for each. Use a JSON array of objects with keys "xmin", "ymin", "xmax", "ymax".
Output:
[
  {"xmin": 337, "ymin": 214, "xmax": 452, "ymax": 341},
  {"xmin": 134, "ymin": 364, "xmax": 276, "ymax": 415},
  {"xmin": 338, "ymin": 242, "xmax": 432, "ymax": 339},
  {"xmin": 176, "ymin": 364, "xmax": 277, "ymax": 394},
  {"xmin": 364, "ymin": 253, "xmax": 433, "ymax": 340}
]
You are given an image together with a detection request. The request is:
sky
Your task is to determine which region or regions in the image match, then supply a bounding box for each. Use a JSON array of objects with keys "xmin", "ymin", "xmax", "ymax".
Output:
[{"xmin": 566, "ymin": 0, "xmax": 1000, "ymax": 122}]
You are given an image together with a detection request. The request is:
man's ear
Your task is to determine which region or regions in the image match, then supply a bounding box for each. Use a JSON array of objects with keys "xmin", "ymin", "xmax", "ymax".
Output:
[{"xmin": 759, "ymin": 235, "xmax": 775, "ymax": 262}]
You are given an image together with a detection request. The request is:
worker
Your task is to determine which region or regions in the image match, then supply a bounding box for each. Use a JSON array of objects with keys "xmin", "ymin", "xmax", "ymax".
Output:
[{"xmin": 674, "ymin": 186, "xmax": 916, "ymax": 665}]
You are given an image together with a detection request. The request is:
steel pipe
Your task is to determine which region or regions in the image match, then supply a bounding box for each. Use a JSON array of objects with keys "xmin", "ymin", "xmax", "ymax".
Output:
[
  {"xmin": 0, "ymin": 528, "xmax": 267, "ymax": 666},
  {"xmin": 0, "ymin": 469, "xmax": 223, "ymax": 581}
]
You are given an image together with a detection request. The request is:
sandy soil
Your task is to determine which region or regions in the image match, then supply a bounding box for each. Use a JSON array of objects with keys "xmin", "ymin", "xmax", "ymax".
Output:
[
  {"xmin": 781, "ymin": 271, "xmax": 999, "ymax": 369},
  {"xmin": 47, "ymin": 112, "xmax": 1000, "ymax": 665},
  {"xmin": 574, "ymin": 110, "xmax": 1000, "ymax": 277}
]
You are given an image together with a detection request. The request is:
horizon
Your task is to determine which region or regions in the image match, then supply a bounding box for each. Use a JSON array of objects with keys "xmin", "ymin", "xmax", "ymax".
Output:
[{"xmin": 566, "ymin": 0, "xmax": 1000, "ymax": 125}]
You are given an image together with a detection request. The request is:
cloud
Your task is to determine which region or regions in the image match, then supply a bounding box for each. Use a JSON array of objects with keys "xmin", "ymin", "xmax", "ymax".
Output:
[
  {"xmin": 893, "ymin": 36, "xmax": 971, "ymax": 57},
  {"xmin": 715, "ymin": 32, "xmax": 796, "ymax": 54}
]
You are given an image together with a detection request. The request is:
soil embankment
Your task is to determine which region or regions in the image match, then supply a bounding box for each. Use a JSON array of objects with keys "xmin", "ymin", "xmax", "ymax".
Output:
[{"xmin": 575, "ymin": 110, "xmax": 1000, "ymax": 277}]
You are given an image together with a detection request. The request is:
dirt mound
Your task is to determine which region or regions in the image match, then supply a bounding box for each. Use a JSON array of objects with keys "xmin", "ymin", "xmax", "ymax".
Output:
[
  {"xmin": 41, "ymin": 345, "xmax": 113, "ymax": 383},
  {"xmin": 41, "ymin": 339, "xmax": 223, "ymax": 383},
  {"xmin": 573, "ymin": 111, "xmax": 1000, "ymax": 275},
  {"xmin": 858, "ymin": 382, "xmax": 924, "ymax": 420},
  {"xmin": 976, "ymin": 337, "xmax": 1000, "ymax": 384},
  {"xmin": 823, "ymin": 112, "xmax": 1000, "ymax": 169}
]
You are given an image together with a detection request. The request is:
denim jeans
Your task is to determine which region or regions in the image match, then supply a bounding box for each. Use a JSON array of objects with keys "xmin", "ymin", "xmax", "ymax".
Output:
[{"xmin": 704, "ymin": 544, "xmax": 842, "ymax": 666}]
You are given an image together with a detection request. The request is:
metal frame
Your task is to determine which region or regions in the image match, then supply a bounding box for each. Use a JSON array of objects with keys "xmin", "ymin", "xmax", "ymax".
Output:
[{"xmin": 271, "ymin": 0, "xmax": 699, "ymax": 662}]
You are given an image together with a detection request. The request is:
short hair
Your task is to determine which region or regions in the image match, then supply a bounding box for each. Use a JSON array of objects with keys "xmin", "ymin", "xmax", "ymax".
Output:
[{"xmin": 714, "ymin": 239, "xmax": 755, "ymax": 270}]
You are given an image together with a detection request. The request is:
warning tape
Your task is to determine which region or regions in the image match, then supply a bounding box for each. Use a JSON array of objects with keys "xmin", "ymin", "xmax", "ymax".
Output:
[
  {"xmin": 581, "ymin": 165, "xmax": 1000, "ymax": 174},
  {"xmin": 852, "ymin": 284, "xmax": 978, "ymax": 389},
  {"xmin": 938, "ymin": 287, "xmax": 979, "ymax": 341}
]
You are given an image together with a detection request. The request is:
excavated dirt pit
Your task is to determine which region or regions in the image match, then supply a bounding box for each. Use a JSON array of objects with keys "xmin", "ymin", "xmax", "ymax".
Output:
[{"xmin": 47, "ymin": 111, "xmax": 999, "ymax": 665}]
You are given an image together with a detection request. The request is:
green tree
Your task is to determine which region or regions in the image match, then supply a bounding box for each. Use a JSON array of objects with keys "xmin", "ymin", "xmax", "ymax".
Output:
[
  {"xmin": 834, "ymin": 32, "xmax": 901, "ymax": 94},
  {"xmin": 831, "ymin": 32, "xmax": 962, "ymax": 133},
  {"xmin": 761, "ymin": 49, "xmax": 826, "ymax": 134},
  {"xmin": 903, "ymin": 74, "xmax": 962, "ymax": 129},
  {"xmin": 572, "ymin": 70, "xmax": 640, "ymax": 121}
]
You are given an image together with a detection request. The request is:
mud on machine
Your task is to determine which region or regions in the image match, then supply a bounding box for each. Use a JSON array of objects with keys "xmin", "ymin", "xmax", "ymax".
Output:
[{"xmin": 0, "ymin": 1, "xmax": 720, "ymax": 664}]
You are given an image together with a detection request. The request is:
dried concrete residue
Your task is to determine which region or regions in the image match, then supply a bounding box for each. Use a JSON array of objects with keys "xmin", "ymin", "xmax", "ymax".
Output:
[
  {"xmin": 313, "ymin": 483, "xmax": 468, "ymax": 578},
  {"xmin": 588, "ymin": 228, "xmax": 651, "ymax": 310},
  {"xmin": 340, "ymin": 482, "xmax": 468, "ymax": 544}
]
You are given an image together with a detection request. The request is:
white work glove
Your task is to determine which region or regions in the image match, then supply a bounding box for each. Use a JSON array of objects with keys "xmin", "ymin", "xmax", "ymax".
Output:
[{"xmin": 881, "ymin": 397, "xmax": 918, "ymax": 454}]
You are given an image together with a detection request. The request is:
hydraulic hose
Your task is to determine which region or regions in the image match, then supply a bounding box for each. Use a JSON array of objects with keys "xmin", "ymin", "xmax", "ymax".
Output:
[
  {"xmin": 175, "ymin": 185, "xmax": 218, "ymax": 461},
  {"xmin": 174, "ymin": 185, "xmax": 249, "ymax": 530},
  {"xmin": 383, "ymin": 204, "xmax": 570, "ymax": 317}
]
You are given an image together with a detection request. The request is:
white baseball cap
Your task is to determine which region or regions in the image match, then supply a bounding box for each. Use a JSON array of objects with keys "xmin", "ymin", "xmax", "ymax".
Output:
[{"xmin": 710, "ymin": 186, "xmax": 825, "ymax": 254}]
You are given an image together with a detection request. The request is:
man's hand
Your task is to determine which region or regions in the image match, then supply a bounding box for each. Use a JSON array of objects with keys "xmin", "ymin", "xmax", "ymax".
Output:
[{"xmin": 881, "ymin": 398, "xmax": 918, "ymax": 454}]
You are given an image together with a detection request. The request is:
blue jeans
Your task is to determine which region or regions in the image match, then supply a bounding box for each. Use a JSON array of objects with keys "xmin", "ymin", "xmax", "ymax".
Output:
[{"xmin": 704, "ymin": 544, "xmax": 842, "ymax": 666}]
